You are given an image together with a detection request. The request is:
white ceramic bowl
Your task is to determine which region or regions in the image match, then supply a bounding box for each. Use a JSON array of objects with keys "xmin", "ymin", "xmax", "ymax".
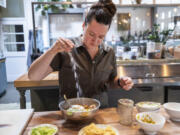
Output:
[
  {"xmin": 136, "ymin": 101, "xmax": 161, "ymax": 112},
  {"xmin": 28, "ymin": 124, "xmax": 58, "ymax": 135},
  {"xmin": 163, "ymin": 102, "xmax": 180, "ymax": 121},
  {"xmin": 136, "ymin": 112, "xmax": 166, "ymax": 135}
]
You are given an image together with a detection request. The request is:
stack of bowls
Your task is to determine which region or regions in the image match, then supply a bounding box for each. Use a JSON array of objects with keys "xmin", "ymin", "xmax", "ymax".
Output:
[
  {"xmin": 136, "ymin": 101, "xmax": 161, "ymax": 112},
  {"xmin": 163, "ymin": 102, "xmax": 180, "ymax": 122}
]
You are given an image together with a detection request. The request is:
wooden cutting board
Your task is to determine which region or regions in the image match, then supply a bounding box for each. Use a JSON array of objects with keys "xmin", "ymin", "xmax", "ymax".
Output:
[{"xmin": 0, "ymin": 109, "xmax": 34, "ymax": 135}]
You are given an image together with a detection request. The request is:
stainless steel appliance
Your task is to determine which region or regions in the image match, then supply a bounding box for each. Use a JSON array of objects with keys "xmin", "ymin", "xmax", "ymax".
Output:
[{"xmin": 108, "ymin": 62, "xmax": 180, "ymax": 107}]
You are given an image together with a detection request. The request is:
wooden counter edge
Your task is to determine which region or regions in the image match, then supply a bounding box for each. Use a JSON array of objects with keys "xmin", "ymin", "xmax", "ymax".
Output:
[{"xmin": 14, "ymin": 72, "xmax": 59, "ymax": 88}]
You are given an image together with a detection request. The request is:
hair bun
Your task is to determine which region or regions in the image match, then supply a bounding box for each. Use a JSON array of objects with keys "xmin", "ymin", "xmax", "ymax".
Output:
[
  {"xmin": 98, "ymin": 0, "xmax": 116, "ymax": 17},
  {"xmin": 99, "ymin": 0, "xmax": 112, "ymax": 3},
  {"xmin": 86, "ymin": 0, "xmax": 116, "ymax": 26}
]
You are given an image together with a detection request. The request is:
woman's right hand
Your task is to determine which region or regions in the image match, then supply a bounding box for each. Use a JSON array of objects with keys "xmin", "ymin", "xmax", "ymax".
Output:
[{"xmin": 50, "ymin": 37, "xmax": 74, "ymax": 54}]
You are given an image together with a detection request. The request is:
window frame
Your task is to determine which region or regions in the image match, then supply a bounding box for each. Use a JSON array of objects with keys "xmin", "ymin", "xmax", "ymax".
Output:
[{"xmin": 0, "ymin": 18, "xmax": 27, "ymax": 57}]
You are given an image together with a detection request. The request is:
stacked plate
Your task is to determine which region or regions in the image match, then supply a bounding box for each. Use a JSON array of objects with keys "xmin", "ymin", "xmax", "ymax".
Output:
[
  {"xmin": 163, "ymin": 102, "xmax": 180, "ymax": 122},
  {"xmin": 136, "ymin": 101, "xmax": 161, "ymax": 112}
]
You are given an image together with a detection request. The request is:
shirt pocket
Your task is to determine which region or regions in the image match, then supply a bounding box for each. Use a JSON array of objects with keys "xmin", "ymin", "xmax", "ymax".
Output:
[
  {"xmin": 77, "ymin": 69, "xmax": 90, "ymax": 88},
  {"xmin": 96, "ymin": 65, "xmax": 114, "ymax": 82}
]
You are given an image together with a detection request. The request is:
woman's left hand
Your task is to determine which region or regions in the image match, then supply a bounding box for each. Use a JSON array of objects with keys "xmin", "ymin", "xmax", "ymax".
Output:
[{"xmin": 119, "ymin": 77, "xmax": 134, "ymax": 90}]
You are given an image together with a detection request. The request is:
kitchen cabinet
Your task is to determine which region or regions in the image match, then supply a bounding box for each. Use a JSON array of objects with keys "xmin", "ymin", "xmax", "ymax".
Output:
[
  {"xmin": 166, "ymin": 86, "xmax": 180, "ymax": 102},
  {"xmin": 108, "ymin": 86, "xmax": 164, "ymax": 107},
  {"xmin": 0, "ymin": 57, "xmax": 7, "ymax": 96}
]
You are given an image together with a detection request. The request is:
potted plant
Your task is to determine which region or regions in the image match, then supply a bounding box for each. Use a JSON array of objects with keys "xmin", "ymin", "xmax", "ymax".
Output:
[
  {"xmin": 147, "ymin": 24, "xmax": 174, "ymax": 59},
  {"xmin": 148, "ymin": 24, "xmax": 173, "ymax": 44},
  {"xmin": 35, "ymin": 0, "xmax": 72, "ymax": 16}
]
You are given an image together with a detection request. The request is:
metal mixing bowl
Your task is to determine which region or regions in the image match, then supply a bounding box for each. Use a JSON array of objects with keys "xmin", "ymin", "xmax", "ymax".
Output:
[{"xmin": 59, "ymin": 97, "xmax": 100, "ymax": 121}]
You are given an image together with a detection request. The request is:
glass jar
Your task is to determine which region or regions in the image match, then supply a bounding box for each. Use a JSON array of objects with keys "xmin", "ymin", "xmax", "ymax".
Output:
[
  {"xmin": 130, "ymin": 46, "xmax": 139, "ymax": 59},
  {"xmin": 117, "ymin": 99, "xmax": 134, "ymax": 126},
  {"xmin": 146, "ymin": 42, "xmax": 163, "ymax": 59},
  {"xmin": 116, "ymin": 46, "xmax": 124, "ymax": 60}
]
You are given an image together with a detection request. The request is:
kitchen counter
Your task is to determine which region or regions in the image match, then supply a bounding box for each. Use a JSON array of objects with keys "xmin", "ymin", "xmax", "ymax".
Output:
[
  {"xmin": 14, "ymin": 69, "xmax": 180, "ymax": 110},
  {"xmin": 23, "ymin": 107, "xmax": 180, "ymax": 135},
  {"xmin": 14, "ymin": 72, "xmax": 59, "ymax": 88},
  {"xmin": 14, "ymin": 72, "xmax": 59, "ymax": 109},
  {"xmin": 14, "ymin": 58, "xmax": 180, "ymax": 89},
  {"xmin": 14, "ymin": 71, "xmax": 180, "ymax": 88},
  {"xmin": 13, "ymin": 55, "xmax": 180, "ymax": 110},
  {"xmin": 116, "ymin": 58, "xmax": 180, "ymax": 65}
]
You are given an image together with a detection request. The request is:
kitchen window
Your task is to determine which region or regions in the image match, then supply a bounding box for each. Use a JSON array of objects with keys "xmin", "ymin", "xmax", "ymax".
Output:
[
  {"xmin": 3, "ymin": 24, "xmax": 25, "ymax": 52},
  {"xmin": 0, "ymin": 18, "xmax": 27, "ymax": 56},
  {"xmin": 0, "ymin": 0, "xmax": 6, "ymax": 8},
  {"xmin": 48, "ymin": 12, "xmax": 84, "ymax": 46}
]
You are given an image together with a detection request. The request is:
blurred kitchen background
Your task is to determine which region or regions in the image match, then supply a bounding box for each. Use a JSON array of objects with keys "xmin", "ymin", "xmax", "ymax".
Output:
[{"xmin": 1, "ymin": 0, "xmax": 180, "ymax": 110}]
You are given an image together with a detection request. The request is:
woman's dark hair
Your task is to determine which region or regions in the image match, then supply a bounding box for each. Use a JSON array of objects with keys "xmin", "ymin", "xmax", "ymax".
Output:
[{"xmin": 85, "ymin": 0, "xmax": 116, "ymax": 27}]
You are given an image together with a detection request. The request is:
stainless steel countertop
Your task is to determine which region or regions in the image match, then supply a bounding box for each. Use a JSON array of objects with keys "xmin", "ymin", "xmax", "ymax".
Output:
[
  {"xmin": 116, "ymin": 59, "xmax": 180, "ymax": 86},
  {"xmin": 117, "ymin": 58, "xmax": 180, "ymax": 65},
  {"xmin": 117, "ymin": 63, "xmax": 180, "ymax": 79},
  {"xmin": 133, "ymin": 77, "xmax": 180, "ymax": 86}
]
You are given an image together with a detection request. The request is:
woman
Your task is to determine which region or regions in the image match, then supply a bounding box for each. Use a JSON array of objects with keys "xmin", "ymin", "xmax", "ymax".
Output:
[{"xmin": 28, "ymin": 0, "xmax": 134, "ymax": 108}]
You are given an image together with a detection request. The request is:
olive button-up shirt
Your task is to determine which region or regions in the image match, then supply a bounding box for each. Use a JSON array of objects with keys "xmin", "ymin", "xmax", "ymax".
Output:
[{"xmin": 50, "ymin": 37, "xmax": 117, "ymax": 107}]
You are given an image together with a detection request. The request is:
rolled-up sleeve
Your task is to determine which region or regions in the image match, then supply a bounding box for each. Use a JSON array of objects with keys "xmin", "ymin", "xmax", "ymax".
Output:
[{"xmin": 50, "ymin": 53, "xmax": 63, "ymax": 71}]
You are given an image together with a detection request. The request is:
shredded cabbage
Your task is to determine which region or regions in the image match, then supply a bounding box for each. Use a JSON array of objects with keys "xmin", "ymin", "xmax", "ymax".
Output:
[{"xmin": 31, "ymin": 126, "xmax": 57, "ymax": 135}]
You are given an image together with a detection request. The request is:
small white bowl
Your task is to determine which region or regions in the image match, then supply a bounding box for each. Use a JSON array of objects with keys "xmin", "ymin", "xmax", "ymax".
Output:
[
  {"xmin": 163, "ymin": 102, "xmax": 180, "ymax": 121},
  {"xmin": 136, "ymin": 112, "xmax": 166, "ymax": 135},
  {"xmin": 136, "ymin": 101, "xmax": 161, "ymax": 112},
  {"xmin": 28, "ymin": 124, "xmax": 58, "ymax": 135}
]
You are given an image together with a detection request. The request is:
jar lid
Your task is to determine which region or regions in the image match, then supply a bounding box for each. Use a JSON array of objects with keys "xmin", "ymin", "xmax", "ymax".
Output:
[{"xmin": 118, "ymin": 99, "xmax": 134, "ymax": 107}]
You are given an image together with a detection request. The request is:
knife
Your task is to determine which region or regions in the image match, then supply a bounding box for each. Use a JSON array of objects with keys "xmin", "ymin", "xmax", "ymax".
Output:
[{"xmin": 0, "ymin": 124, "xmax": 11, "ymax": 128}]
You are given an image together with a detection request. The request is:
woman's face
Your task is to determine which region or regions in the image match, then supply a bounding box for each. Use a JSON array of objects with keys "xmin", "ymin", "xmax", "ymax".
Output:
[{"xmin": 82, "ymin": 19, "xmax": 109, "ymax": 50}]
